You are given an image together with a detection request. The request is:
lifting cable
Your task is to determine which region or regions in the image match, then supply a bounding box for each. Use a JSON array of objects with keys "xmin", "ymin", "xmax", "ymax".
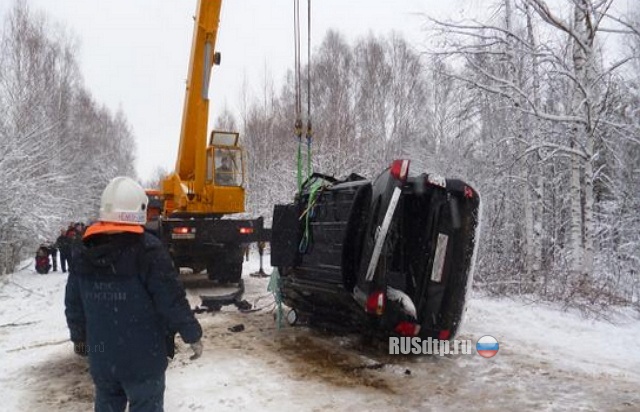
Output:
[
  {"xmin": 294, "ymin": 0, "xmax": 317, "ymax": 254},
  {"xmin": 293, "ymin": 0, "xmax": 313, "ymax": 194},
  {"xmin": 271, "ymin": 1, "xmax": 303, "ymax": 330},
  {"xmin": 305, "ymin": 0, "xmax": 313, "ymax": 180},
  {"xmin": 271, "ymin": 0, "xmax": 315, "ymax": 327},
  {"xmin": 293, "ymin": 0, "xmax": 303, "ymax": 192}
]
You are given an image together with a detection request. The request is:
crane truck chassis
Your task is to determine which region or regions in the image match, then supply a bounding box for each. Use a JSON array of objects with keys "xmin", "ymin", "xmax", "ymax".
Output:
[
  {"xmin": 156, "ymin": 214, "xmax": 268, "ymax": 283},
  {"xmin": 145, "ymin": 186, "xmax": 270, "ymax": 284}
]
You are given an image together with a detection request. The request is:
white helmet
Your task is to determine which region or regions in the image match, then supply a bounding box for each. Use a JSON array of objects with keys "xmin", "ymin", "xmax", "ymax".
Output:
[{"xmin": 99, "ymin": 177, "xmax": 148, "ymax": 225}]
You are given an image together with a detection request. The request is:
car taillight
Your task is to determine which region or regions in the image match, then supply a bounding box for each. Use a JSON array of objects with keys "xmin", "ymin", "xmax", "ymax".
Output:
[
  {"xmin": 395, "ymin": 321, "xmax": 421, "ymax": 337},
  {"xmin": 438, "ymin": 329, "xmax": 451, "ymax": 340},
  {"xmin": 239, "ymin": 227, "xmax": 254, "ymax": 235},
  {"xmin": 390, "ymin": 159, "xmax": 410, "ymax": 182},
  {"xmin": 172, "ymin": 227, "xmax": 195, "ymax": 234},
  {"xmin": 365, "ymin": 291, "xmax": 385, "ymax": 315},
  {"xmin": 464, "ymin": 186, "xmax": 474, "ymax": 199}
]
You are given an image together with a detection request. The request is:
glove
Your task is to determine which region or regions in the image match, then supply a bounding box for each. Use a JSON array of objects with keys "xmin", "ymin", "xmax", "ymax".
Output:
[
  {"xmin": 73, "ymin": 341, "xmax": 88, "ymax": 357},
  {"xmin": 189, "ymin": 340, "xmax": 203, "ymax": 360}
]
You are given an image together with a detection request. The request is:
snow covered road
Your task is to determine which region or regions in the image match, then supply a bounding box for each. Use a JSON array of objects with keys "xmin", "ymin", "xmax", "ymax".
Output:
[{"xmin": 1, "ymin": 255, "xmax": 639, "ymax": 411}]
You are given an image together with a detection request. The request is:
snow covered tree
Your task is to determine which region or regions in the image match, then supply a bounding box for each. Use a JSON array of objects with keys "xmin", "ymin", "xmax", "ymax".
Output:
[
  {"xmin": 425, "ymin": 0, "xmax": 639, "ymax": 307},
  {"xmin": 0, "ymin": 1, "xmax": 138, "ymax": 274}
]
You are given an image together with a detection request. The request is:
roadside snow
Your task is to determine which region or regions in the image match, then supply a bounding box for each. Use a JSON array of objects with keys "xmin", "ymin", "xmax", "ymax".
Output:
[
  {"xmin": 1, "ymin": 254, "xmax": 638, "ymax": 411},
  {"xmin": 463, "ymin": 295, "xmax": 640, "ymax": 380}
]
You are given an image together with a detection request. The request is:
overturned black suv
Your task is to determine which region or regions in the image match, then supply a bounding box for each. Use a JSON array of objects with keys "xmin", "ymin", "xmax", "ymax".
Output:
[{"xmin": 271, "ymin": 160, "xmax": 481, "ymax": 340}]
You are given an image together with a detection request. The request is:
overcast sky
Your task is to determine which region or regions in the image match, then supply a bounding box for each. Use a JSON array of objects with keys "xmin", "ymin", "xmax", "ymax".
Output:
[{"xmin": 0, "ymin": 0, "xmax": 490, "ymax": 180}]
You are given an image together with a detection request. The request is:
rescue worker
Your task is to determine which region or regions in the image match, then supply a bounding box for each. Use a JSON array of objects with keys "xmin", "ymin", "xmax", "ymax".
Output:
[
  {"xmin": 56, "ymin": 228, "xmax": 71, "ymax": 273},
  {"xmin": 65, "ymin": 176, "xmax": 203, "ymax": 412}
]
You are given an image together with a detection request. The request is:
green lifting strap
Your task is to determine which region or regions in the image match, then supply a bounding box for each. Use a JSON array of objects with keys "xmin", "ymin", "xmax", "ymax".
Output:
[
  {"xmin": 306, "ymin": 123, "xmax": 312, "ymax": 178},
  {"xmin": 267, "ymin": 268, "xmax": 284, "ymax": 329},
  {"xmin": 296, "ymin": 135, "xmax": 304, "ymax": 193},
  {"xmin": 299, "ymin": 178, "xmax": 323, "ymax": 253},
  {"xmin": 295, "ymin": 125, "xmax": 313, "ymax": 196},
  {"xmin": 294, "ymin": 111, "xmax": 303, "ymax": 190}
]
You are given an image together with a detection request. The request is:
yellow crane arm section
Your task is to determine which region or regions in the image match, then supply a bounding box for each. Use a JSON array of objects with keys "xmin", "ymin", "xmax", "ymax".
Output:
[{"xmin": 175, "ymin": 0, "xmax": 222, "ymax": 193}]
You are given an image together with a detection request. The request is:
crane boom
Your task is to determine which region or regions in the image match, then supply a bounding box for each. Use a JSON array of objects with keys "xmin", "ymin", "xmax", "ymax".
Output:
[
  {"xmin": 162, "ymin": 0, "xmax": 245, "ymax": 216},
  {"xmin": 150, "ymin": 0, "xmax": 265, "ymax": 284},
  {"xmin": 176, "ymin": 0, "xmax": 222, "ymax": 192}
]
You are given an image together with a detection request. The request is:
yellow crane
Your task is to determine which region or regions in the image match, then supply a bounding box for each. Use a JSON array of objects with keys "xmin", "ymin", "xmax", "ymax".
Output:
[
  {"xmin": 162, "ymin": 0, "xmax": 243, "ymax": 215},
  {"xmin": 152, "ymin": 0, "xmax": 265, "ymax": 283}
]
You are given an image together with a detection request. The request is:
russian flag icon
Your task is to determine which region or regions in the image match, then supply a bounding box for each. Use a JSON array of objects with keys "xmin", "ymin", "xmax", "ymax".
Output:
[{"xmin": 476, "ymin": 335, "xmax": 499, "ymax": 358}]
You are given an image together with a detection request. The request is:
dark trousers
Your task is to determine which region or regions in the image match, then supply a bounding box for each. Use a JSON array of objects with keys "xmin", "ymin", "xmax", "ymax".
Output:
[
  {"xmin": 94, "ymin": 373, "xmax": 165, "ymax": 412},
  {"xmin": 50, "ymin": 252, "xmax": 58, "ymax": 271},
  {"xmin": 60, "ymin": 252, "xmax": 70, "ymax": 272}
]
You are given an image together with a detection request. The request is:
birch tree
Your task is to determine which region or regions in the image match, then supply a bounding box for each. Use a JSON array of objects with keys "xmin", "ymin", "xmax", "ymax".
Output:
[{"xmin": 0, "ymin": 1, "xmax": 139, "ymax": 274}]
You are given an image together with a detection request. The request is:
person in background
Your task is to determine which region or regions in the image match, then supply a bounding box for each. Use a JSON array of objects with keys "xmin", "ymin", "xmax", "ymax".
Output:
[
  {"xmin": 35, "ymin": 244, "xmax": 51, "ymax": 274},
  {"xmin": 70, "ymin": 222, "xmax": 86, "ymax": 268},
  {"xmin": 74, "ymin": 222, "xmax": 86, "ymax": 237},
  {"xmin": 242, "ymin": 243, "xmax": 250, "ymax": 262},
  {"xmin": 56, "ymin": 228, "xmax": 71, "ymax": 273},
  {"xmin": 65, "ymin": 176, "xmax": 203, "ymax": 412},
  {"xmin": 47, "ymin": 240, "xmax": 58, "ymax": 272},
  {"xmin": 65, "ymin": 222, "xmax": 76, "ymax": 239},
  {"xmin": 215, "ymin": 155, "xmax": 235, "ymax": 186}
]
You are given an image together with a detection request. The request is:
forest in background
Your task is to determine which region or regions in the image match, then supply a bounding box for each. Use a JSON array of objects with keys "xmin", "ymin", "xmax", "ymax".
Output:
[
  {"xmin": 1, "ymin": 0, "xmax": 639, "ymax": 312},
  {"xmin": 0, "ymin": 3, "xmax": 136, "ymax": 274},
  {"xmin": 238, "ymin": 0, "xmax": 640, "ymax": 311}
]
